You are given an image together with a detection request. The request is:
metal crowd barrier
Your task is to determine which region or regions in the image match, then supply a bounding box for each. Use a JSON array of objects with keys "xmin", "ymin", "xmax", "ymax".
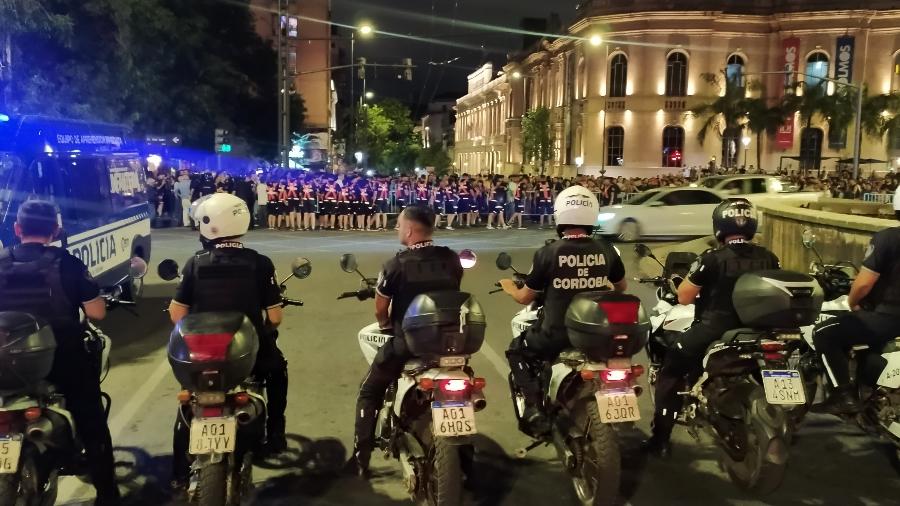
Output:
[{"xmin": 863, "ymin": 193, "xmax": 895, "ymax": 204}]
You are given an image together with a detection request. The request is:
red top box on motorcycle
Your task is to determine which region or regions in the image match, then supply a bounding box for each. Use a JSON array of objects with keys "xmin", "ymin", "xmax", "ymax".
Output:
[
  {"xmin": 565, "ymin": 292, "xmax": 650, "ymax": 362},
  {"xmin": 168, "ymin": 311, "xmax": 259, "ymax": 392},
  {"xmin": 402, "ymin": 291, "xmax": 485, "ymax": 358},
  {"xmin": 0, "ymin": 312, "xmax": 57, "ymax": 392},
  {"xmin": 733, "ymin": 270, "xmax": 823, "ymax": 329}
]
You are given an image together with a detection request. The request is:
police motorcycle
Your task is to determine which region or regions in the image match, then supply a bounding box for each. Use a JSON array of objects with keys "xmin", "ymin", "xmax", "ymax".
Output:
[
  {"xmin": 492, "ymin": 252, "xmax": 649, "ymax": 506},
  {"xmin": 0, "ymin": 258, "xmax": 146, "ymax": 506},
  {"xmin": 635, "ymin": 243, "xmax": 822, "ymax": 494},
  {"xmin": 157, "ymin": 257, "xmax": 308, "ymax": 506},
  {"xmin": 337, "ymin": 250, "xmax": 484, "ymax": 506},
  {"xmin": 788, "ymin": 230, "xmax": 900, "ymax": 452}
]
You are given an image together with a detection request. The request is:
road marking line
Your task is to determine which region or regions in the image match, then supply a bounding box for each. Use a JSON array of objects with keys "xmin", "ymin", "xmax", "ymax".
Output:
[{"xmin": 480, "ymin": 341, "xmax": 510, "ymax": 380}]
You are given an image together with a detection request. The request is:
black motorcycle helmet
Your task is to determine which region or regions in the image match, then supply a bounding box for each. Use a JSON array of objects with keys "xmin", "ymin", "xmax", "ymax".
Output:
[{"xmin": 712, "ymin": 198, "xmax": 758, "ymax": 242}]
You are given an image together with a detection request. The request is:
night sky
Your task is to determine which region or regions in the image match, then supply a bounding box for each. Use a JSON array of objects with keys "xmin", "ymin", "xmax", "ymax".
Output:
[{"xmin": 331, "ymin": 0, "xmax": 579, "ymax": 111}]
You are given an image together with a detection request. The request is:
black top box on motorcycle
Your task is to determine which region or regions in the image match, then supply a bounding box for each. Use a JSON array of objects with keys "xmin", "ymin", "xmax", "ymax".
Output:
[
  {"xmin": 0, "ymin": 312, "xmax": 57, "ymax": 391},
  {"xmin": 402, "ymin": 291, "xmax": 485, "ymax": 357},
  {"xmin": 168, "ymin": 311, "xmax": 259, "ymax": 392},
  {"xmin": 733, "ymin": 270, "xmax": 823, "ymax": 328},
  {"xmin": 565, "ymin": 292, "xmax": 650, "ymax": 361}
]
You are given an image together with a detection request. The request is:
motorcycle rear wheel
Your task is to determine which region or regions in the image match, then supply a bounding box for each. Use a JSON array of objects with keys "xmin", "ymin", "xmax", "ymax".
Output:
[
  {"xmin": 0, "ymin": 475, "xmax": 18, "ymax": 506},
  {"xmin": 420, "ymin": 437, "xmax": 463, "ymax": 506},
  {"xmin": 17, "ymin": 446, "xmax": 55, "ymax": 506},
  {"xmin": 572, "ymin": 401, "xmax": 620, "ymax": 506},
  {"xmin": 195, "ymin": 460, "xmax": 229, "ymax": 506},
  {"xmin": 723, "ymin": 390, "xmax": 787, "ymax": 495}
]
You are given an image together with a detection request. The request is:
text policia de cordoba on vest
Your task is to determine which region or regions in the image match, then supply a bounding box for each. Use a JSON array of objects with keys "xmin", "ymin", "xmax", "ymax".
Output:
[{"xmin": 553, "ymin": 253, "xmax": 608, "ymax": 290}]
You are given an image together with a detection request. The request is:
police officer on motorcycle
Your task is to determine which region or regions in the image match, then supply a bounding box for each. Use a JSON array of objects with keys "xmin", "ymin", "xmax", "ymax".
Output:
[
  {"xmin": 346, "ymin": 205, "xmax": 464, "ymax": 477},
  {"xmin": 167, "ymin": 194, "xmax": 287, "ymax": 486},
  {"xmin": 0, "ymin": 200, "xmax": 120, "ymax": 504},
  {"xmin": 500, "ymin": 186, "xmax": 627, "ymax": 435},
  {"xmin": 643, "ymin": 198, "xmax": 779, "ymax": 458},
  {"xmin": 812, "ymin": 187, "xmax": 900, "ymax": 415}
]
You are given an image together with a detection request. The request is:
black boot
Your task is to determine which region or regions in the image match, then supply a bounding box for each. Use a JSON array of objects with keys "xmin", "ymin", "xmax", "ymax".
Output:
[
  {"xmin": 344, "ymin": 447, "xmax": 372, "ymax": 479},
  {"xmin": 812, "ymin": 385, "xmax": 861, "ymax": 416},
  {"xmin": 520, "ymin": 385, "xmax": 551, "ymax": 437},
  {"xmin": 642, "ymin": 412, "xmax": 675, "ymax": 459}
]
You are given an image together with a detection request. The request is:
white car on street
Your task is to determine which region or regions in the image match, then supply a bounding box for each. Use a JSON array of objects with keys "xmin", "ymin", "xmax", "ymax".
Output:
[{"xmin": 596, "ymin": 187, "xmax": 723, "ymax": 241}]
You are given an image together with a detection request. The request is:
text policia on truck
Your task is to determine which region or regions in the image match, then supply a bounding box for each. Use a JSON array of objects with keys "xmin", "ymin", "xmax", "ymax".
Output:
[{"xmin": 0, "ymin": 115, "xmax": 151, "ymax": 297}]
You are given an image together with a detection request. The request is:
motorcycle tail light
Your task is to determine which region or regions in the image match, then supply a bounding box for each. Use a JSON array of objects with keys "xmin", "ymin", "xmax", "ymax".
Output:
[
  {"xmin": 598, "ymin": 300, "xmax": 640, "ymax": 324},
  {"xmin": 471, "ymin": 378, "xmax": 486, "ymax": 390},
  {"xmin": 601, "ymin": 369, "xmax": 629, "ymax": 383},
  {"xmin": 23, "ymin": 408, "xmax": 41, "ymax": 422},
  {"xmin": 439, "ymin": 379, "xmax": 469, "ymax": 393},
  {"xmin": 631, "ymin": 365, "xmax": 645, "ymax": 378},
  {"xmin": 183, "ymin": 333, "xmax": 233, "ymax": 362},
  {"xmin": 418, "ymin": 378, "xmax": 435, "ymax": 391},
  {"xmin": 196, "ymin": 392, "xmax": 226, "ymax": 406},
  {"xmin": 580, "ymin": 370, "xmax": 597, "ymax": 381},
  {"xmin": 233, "ymin": 393, "xmax": 250, "ymax": 406},
  {"xmin": 177, "ymin": 390, "xmax": 191, "ymax": 403},
  {"xmin": 760, "ymin": 340, "xmax": 784, "ymax": 352},
  {"xmin": 764, "ymin": 352, "xmax": 785, "ymax": 361},
  {"xmin": 0, "ymin": 411, "xmax": 15, "ymax": 433},
  {"xmin": 201, "ymin": 406, "xmax": 224, "ymax": 418}
]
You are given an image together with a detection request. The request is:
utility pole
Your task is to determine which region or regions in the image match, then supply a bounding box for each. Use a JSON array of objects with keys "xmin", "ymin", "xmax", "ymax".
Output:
[{"xmin": 276, "ymin": 0, "xmax": 292, "ymax": 170}]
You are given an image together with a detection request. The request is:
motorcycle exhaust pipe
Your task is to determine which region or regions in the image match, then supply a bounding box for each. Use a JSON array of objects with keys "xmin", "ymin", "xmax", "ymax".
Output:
[
  {"xmin": 235, "ymin": 399, "xmax": 262, "ymax": 425},
  {"xmin": 633, "ymin": 385, "xmax": 644, "ymax": 397},
  {"xmin": 471, "ymin": 391, "xmax": 487, "ymax": 412},
  {"xmin": 26, "ymin": 418, "xmax": 52, "ymax": 442},
  {"xmin": 551, "ymin": 426, "xmax": 576, "ymax": 471}
]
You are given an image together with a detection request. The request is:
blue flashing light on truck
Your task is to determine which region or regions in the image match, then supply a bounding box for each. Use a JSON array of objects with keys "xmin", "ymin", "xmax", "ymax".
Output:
[{"xmin": 0, "ymin": 115, "xmax": 151, "ymax": 298}]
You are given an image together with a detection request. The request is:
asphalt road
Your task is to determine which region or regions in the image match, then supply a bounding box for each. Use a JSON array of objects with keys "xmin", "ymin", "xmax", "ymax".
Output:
[{"xmin": 57, "ymin": 227, "xmax": 900, "ymax": 506}]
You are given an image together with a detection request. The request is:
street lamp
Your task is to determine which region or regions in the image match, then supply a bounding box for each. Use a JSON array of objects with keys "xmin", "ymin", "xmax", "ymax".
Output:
[
  {"xmin": 575, "ymin": 156, "xmax": 584, "ymax": 169},
  {"xmin": 511, "ymin": 70, "xmax": 522, "ymax": 79},
  {"xmin": 589, "ymin": 34, "xmax": 603, "ymax": 47},
  {"xmin": 354, "ymin": 151, "xmax": 364, "ymax": 164},
  {"xmin": 741, "ymin": 136, "xmax": 751, "ymax": 169},
  {"xmin": 365, "ymin": 91, "xmax": 375, "ymax": 100},
  {"xmin": 358, "ymin": 24, "xmax": 374, "ymax": 37},
  {"xmin": 351, "ymin": 24, "xmax": 375, "ymax": 151}
]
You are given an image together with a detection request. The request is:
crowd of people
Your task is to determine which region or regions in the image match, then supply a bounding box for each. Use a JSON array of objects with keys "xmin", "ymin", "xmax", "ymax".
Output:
[{"xmin": 144, "ymin": 164, "xmax": 899, "ymax": 230}]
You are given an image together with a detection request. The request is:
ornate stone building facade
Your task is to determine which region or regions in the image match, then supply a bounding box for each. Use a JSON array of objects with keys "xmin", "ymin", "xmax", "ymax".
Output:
[{"xmin": 456, "ymin": 1, "xmax": 900, "ymax": 177}]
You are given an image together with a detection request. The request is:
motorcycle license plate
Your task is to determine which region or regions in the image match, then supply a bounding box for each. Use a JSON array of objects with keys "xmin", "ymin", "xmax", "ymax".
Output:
[
  {"xmin": 432, "ymin": 401, "xmax": 477, "ymax": 437},
  {"xmin": 189, "ymin": 417, "xmax": 236, "ymax": 455},
  {"xmin": 761, "ymin": 370, "xmax": 807, "ymax": 405},
  {"xmin": 596, "ymin": 390, "xmax": 640, "ymax": 423},
  {"xmin": 0, "ymin": 437, "xmax": 22, "ymax": 474}
]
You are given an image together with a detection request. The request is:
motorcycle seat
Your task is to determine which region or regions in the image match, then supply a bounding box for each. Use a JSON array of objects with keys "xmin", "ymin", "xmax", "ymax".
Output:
[
  {"xmin": 855, "ymin": 336, "xmax": 900, "ymax": 353},
  {"xmin": 403, "ymin": 359, "xmax": 429, "ymax": 372},
  {"xmin": 557, "ymin": 349, "xmax": 586, "ymax": 364},
  {"xmin": 718, "ymin": 328, "xmax": 766, "ymax": 346}
]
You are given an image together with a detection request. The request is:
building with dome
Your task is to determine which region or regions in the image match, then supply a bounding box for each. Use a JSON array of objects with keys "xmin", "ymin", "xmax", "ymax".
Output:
[{"xmin": 454, "ymin": 1, "xmax": 900, "ymax": 177}]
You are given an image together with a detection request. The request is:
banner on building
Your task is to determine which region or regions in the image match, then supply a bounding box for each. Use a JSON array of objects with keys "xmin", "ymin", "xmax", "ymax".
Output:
[
  {"xmin": 776, "ymin": 37, "xmax": 801, "ymax": 149},
  {"xmin": 830, "ymin": 35, "xmax": 855, "ymax": 149}
]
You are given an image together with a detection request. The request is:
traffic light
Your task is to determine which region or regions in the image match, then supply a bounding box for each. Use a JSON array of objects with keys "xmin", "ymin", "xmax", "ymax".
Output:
[
  {"xmin": 215, "ymin": 128, "xmax": 232, "ymax": 153},
  {"xmin": 403, "ymin": 58, "xmax": 413, "ymax": 81},
  {"xmin": 357, "ymin": 57, "xmax": 367, "ymax": 80}
]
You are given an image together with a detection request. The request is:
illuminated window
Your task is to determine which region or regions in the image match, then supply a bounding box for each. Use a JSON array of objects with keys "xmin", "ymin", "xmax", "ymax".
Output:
[
  {"xmin": 892, "ymin": 52, "xmax": 900, "ymax": 92},
  {"xmin": 662, "ymin": 126, "xmax": 684, "ymax": 167},
  {"xmin": 606, "ymin": 126, "xmax": 624, "ymax": 166},
  {"xmin": 608, "ymin": 54, "xmax": 628, "ymax": 98},
  {"xmin": 666, "ymin": 52, "xmax": 688, "ymax": 97},
  {"xmin": 805, "ymin": 53, "xmax": 829, "ymax": 89},
  {"xmin": 799, "ymin": 128, "xmax": 824, "ymax": 171},
  {"xmin": 726, "ymin": 54, "xmax": 744, "ymax": 92}
]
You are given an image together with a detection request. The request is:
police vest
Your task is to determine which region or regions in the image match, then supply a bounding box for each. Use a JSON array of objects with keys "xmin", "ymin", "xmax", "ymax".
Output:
[
  {"xmin": 0, "ymin": 246, "xmax": 79, "ymax": 339},
  {"xmin": 539, "ymin": 238, "xmax": 614, "ymax": 332},
  {"xmin": 697, "ymin": 243, "xmax": 777, "ymax": 324},
  {"xmin": 189, "ymin": 248, "xmax": 264, "ymax": 335},
  {"xmin": 389, "ymin": 246, "xmax": 461, "ymax": 326}
]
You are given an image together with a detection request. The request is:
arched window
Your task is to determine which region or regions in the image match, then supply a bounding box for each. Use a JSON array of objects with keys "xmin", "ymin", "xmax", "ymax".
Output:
[
  {"xmin": 805, "ymin": 52, "xmax": 830, "ymax": 89},
  {"xmin": 608, "ymin": 54, "xmax": 628, "ymax": 98},
  {"xmin": 666, "ymin": 52, "xmax": 688, "ymax": 97},
  {"xmin": 726, "ymin": 54, "xmax": 745, "ymax": 91},
  {"xmin": 662, "ymin": 126, "xmax": 685, "ymax": 167},
  {"xmin": 892, "ymin": 51, "xmax": 900, "ymax": 93},
  {"xmin": 606, "ymin": 126, "xmax": 625, "ymax": 166},
  {"xmin": 799, "ymin": 128, "xmax": 824, "ymax": 171},
  {"xmin": 721, "ymin": 127, "xmax": 742, "ymax": 169}
]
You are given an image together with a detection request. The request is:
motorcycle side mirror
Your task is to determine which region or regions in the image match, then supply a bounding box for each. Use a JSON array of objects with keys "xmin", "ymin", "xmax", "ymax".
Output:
[
  {"xmin": 496, "ymin": 252, "xmax": 513, "ymax": 271},
  {"xmin": 459, "ymin": 249, "xmax": 477, "ymax": 269},
  {"xmin": 340, "ymin": 253, "xmax": 359, "ymax": 274},
  {"xmin": 544, "ymin": 238, "xmax": 556, "ymax": 246},
  {"xmin": 291, "ymin": 257, "xmax": 312, "ymax": 279},
  {"xmin": 801, "ymin": 228, "xmax": 816, "ymax": 249},
  {"xmin": 129, "ymin": 256, "xmax": 148, "ymax": 279},
  {"xmin": 634, "ymin": 244, "xmax": 652, "ymax": 259},
  {"xmin": 157, "ymin": 259, "xmax": 180, "ymax": 281}
]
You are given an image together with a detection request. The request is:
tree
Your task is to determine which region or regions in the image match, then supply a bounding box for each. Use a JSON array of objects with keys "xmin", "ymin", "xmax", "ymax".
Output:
[
  {"xmin": 417, "ymin": 145, "xmax": 452, "ymax": 176},
  {"xmin": 690, "ymin": 72, "xmax": 755, "ymax": 169},
  {"xmin": 744, "ymin": 97, "xmax": 791, "ymax": 171},
  {"xmin": 356, "ymin": 99, "xmax": 421, "ymax": 172},
  {"xmin": 521, "ymin": 106, "xmax": 552, "ymax": 174}
]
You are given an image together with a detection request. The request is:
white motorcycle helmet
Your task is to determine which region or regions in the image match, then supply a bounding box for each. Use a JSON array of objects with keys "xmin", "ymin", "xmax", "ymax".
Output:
[
  {"xmin": 193, "ymin": 193, "xmax": 250, "ymax": 241},
  {"xmin": 553, "ymin": 185, "xmax": 600, "ymax": 236}
]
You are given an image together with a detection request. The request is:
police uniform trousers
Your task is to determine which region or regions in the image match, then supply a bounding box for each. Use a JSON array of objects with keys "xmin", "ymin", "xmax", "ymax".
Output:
[
  {"xmin": 651, "ymin": 321, "xmax": 730, "ymax": 441},
  {"xmin": 172, "ymin": 333, "xmax": 288, "ymax": 480},
  {"xmin": 813, "ymin": 310, "xmax": 900, "ymax": 387},
  {"xmin": 506, "ymin": 325, "xmax": 571, "ymax": 406},
  {"xmin": 353, "ymin": 334, "xmax": 413, "ymax": 456},
  {"xmin": 48, "ymin": 346, "xmax": 120, "ymax": 504}
]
